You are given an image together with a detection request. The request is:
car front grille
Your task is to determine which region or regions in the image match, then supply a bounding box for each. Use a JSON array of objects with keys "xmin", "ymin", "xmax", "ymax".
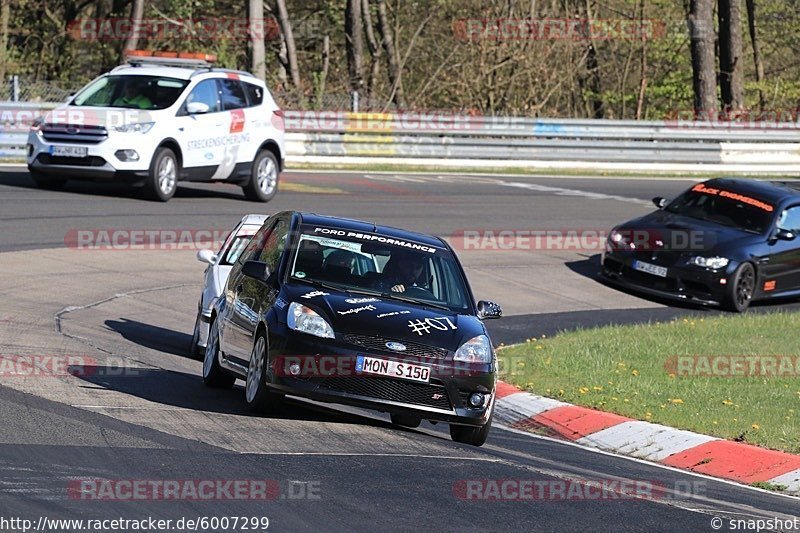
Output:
[
  {"xmin": 341, "ymin": 333, "xmax": 449, "ymax": 359},
  {"xmin": 320, "ymin": 376, "xmax": 452, "ymax": 410},
  {"xmin": 36, "ymin": 154, "xmax": 107, "ymax": 167},
  {"xmin": 41, "ymin": 124, "xmax": 108, "ymax": 144}
]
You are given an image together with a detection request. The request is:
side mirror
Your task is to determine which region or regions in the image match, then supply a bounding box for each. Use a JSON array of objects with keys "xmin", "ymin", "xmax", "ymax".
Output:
[
  {"xmin": 776, "ymin": 228, "xmax": 796, "ymax": 241},
  {"xmin": 197, "ymin": 249, "xmax": 217, "ymax": 265},
  {"xmin": 186, "ymin": 101, "xmax": 210, "ymax": 115},
  {"xmin": 652, "ymin": 197, "xmax": 667, "ymax": 209},
  {"xmin": 477, "ymin": 300, "xmax": 502, "ymax": 320},
  {"xmin": 242, "ymin": 260, "xmax": 270, "ymax": 281}
]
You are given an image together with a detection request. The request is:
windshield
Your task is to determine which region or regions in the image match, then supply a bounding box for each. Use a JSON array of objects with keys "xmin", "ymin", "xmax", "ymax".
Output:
[
  {"xmin": 665, "ymin": 183, "xmax": 776, "ymax": 234},
  {"xmin": 289, "ymin": 226, "xmax": 472, "ymax": 312},
  {"xmin": 71, "ymin": 75, "xmax": 188, "ymax": 110}
]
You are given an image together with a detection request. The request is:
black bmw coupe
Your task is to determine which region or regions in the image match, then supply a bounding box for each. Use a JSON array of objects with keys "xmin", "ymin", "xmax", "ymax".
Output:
[{"xmin": 602, "ymin": 178, "xmax": 800, "ymax": 312}]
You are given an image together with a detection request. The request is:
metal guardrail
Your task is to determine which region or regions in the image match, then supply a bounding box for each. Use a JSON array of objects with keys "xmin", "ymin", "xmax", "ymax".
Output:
[{"xmin": 3, "ymin": 103, "xmax": 800, "ymax": 173}]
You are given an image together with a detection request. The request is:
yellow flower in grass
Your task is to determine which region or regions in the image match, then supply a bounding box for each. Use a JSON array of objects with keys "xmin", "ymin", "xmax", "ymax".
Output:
[
  {"xmin": 578, "ymin": 387, "xmax": 589, "ymax": 394},
  {"xmin": 645, "ymin": 412, "xmax": 653, "ymax": 420},
  {"xmin": 631, "ymin": 369, "xmax": 639, "ymax": 377},
  {"xmin": 593, "ymin": 386, "xmax": 603, "ymax": 391},
  {"xmin": 722, "ymin": 399, "xmax": 733, "ymax": 406},
  {"xmin": 669, "ymin": 398, "xmax": 684, "ymax": 405},
  {"xmin": 751, "ymin": 424, "xmax": 760, "ymax": 430},
  {"xmin": 535, "ymin": 345, "xmax": 543, "ymax": 350}
]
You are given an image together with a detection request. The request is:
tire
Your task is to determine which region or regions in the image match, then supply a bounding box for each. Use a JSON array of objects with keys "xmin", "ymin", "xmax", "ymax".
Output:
[
  {"xmin": 390, "ymin": 413, "xmax": 421, "ymax": 428},
  {"xmin": 190, "ymin": 313, "xmax": 205, "ymax": 360},
  {"xmin": 723, "ymin": 262, "xmax": 755, "ymax": 313},
  {"xmin": 449, "ymin": 413, "xmax": 493, "ymax": 447},
  {"xmin": 145, "ymin": 147, "xmax": 179, "ymax": 202},
  {"xmin": 242, "ymin": 150, "xmax": 279, "ymax": 202},
  {"xmin": 202, "ymin": 318, "xmax": 235, "ymax": 389},
  {"xmin": 30, "ymin": 171, "xmax": 67, "ymax": 190},
  {"xmin": 245, "ymin": 333, "xmax": 283, "ymax": 413}
]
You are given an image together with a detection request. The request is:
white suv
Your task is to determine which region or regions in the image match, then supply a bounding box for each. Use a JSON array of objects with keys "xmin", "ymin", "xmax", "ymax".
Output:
[{"xmin": 27, "ymin": 51, "xmax": 285, "ymax": 202}]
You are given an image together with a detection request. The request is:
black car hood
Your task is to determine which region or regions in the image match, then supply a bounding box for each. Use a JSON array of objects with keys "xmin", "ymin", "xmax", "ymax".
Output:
[
  {"xmin": 615, "ymin": 210, "xmax": 765, "ymax": 255},
  {"xmin": 281, "ymin": 283, "xmax": 484, "ymax": 349}
]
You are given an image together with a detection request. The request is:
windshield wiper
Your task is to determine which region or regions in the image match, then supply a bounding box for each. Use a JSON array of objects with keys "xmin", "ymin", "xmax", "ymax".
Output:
[
  {"xmin": 291, "ymin": 277, "xmax": 350, "ymax": 294},
  {"xmin": 379, "ymin": 292, "xmax": 452, "ymax": 312}
]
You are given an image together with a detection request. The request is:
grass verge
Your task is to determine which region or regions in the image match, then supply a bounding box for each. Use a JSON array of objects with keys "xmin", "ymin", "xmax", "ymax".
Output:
[{"xmin": 497, "ymin": 311, "xmax": 800, "ymax": 453}]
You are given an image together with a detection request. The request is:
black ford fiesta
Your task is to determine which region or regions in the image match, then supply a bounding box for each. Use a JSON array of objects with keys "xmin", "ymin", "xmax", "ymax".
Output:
[
  {"xmin": 602, "ymin": 178, "xmax": 800, "ymax": 312},
  {"xmin": 203, "ymin": 211, "xmax": 502, "ymax": 446}
]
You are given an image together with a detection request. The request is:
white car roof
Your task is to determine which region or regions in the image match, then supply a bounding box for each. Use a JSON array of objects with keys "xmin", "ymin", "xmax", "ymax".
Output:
[
  {"xmin": 110, "ymin": 65, "xmax": 263, "ymax": 85},
  {"xmin": 240, "ymin": 214, "xmax": 270, "ymax": 226}
]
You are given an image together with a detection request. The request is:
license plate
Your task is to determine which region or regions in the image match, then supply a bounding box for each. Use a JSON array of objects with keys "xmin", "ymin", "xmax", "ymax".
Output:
[
  {"xmin": 356, "ymin": 355, "xmax": 430, "ymax": 383},
  {"xmin": 49, "ymin": 145, "xmax": 88, "ymax": 157},
  {"xmin": 633, "ymin": 260, "xmax": 668, "ymax": 278}
]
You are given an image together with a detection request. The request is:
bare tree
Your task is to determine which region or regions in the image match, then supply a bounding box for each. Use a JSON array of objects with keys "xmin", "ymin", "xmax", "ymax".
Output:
[
  {"xmin": 375, "ymin": 0, "xmax": 403, "ymax": 108},
  {"xmin": 362, "ymin": 0, "xmax": 381, "ymax": 105},
  {"xmin": 582, "ymin": 0, "xmax": 604, "ymax": 118},
  {"xmin": 275, "ymin": 0, "xmax": 300, "ymax": 88},
  {"xmin": 249, "ymin": 0, "xmax": 265, "ymax": 80},
  {"xmin": 120, "ymin": 0, "xmax": 144, "ymax": 61},
  {"xmin": 718, "ymin": 0, "xmax": 744, "ymax": 113},
  {"xmin": 345, "ymin": 0, "xmax": 365, "ymax": 94},
  {"xmin": 688, "ymin": 0, "xmax": 718, "ymax": 116},
  {"xmin": 0, "ymin": 0, "xmax": 9, "ymax": 88},
  {"xmin": 745, "ymin": 0, "xmax": 765, "ymax": 112}
]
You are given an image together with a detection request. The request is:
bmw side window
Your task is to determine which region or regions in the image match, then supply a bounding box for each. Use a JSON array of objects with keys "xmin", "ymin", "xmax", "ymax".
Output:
[
  {"xmin": 243, "ymin": 83, "xmax": 263, "ymax": 107},
  {"xmin": 219, "ymin": 79, "xmax": 247, "ymax": 110},
  {"xmin": 182, "ymin": 79, "xmax": 220, "ymax": 115},
  {"xmin": 777, "ymin": 207, "xmax": 800, "ymax": 233}
]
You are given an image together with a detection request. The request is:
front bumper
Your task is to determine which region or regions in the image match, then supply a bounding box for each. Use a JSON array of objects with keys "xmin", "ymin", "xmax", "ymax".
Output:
[
  {"xmin": 601, "ymin": 251, "xmax": 732, "ymax": 306},
  {"xmin": 266, "ymin": 327, "xmax": 496, "ymax": 426}
]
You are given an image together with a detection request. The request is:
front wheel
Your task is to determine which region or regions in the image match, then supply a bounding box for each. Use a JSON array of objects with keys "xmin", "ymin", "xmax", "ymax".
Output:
[
  {"xmin": 145, "ymin": 147, "xmax": 179, "ymax": 201},
  {"xmin": 723, "ymin": 262, "xmax": 755, "ymax": 313},
  {"xmin": 202, "ymin": 318, "xmax": 235, "ymax": 389},
  {"xmin": 242, "ymin": 150, "xmax": 279, "ymax": 202},
  {"xmin": 450, "ymin": 414, "xmax": 492, "ymax": 447},
  {"xmin": 245, "ymin": 334, "xmax": 283, "ymax": 413}
]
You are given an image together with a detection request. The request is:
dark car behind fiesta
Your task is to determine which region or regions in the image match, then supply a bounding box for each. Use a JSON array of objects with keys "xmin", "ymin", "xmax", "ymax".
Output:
[
  {"xmin": 203, "ymin": 211, "xmax": 502, "ymax": 446},
  {"xmin": 602, "ymin": 178, "xmax": 800, "ymax": 312}
]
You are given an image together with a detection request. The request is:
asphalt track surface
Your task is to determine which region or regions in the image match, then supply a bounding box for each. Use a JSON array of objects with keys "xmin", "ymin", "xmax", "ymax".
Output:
[{"xmin": 0, "ymin": 167, "xmax": 798, "ymax": 532}]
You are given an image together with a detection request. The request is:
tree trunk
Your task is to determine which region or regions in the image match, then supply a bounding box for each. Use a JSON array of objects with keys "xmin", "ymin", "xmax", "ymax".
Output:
[
  {"xmin": 718, "ymin": 0, "xmax": 744, "ymax": 114},
  {"xmin": 275, "ymin": 0, "xmax": 300, "ymax": 88},
  {"xmin": 583, "ymin": 0, "xmax": 604, "ymax": 118},
  {"xmin": 745, "ymin": 0, "xmax": 765, "ymax": 112},
  {"xmin": 688, "ymin": 0, "xmax": 718, "ymax": 116},
  {"xmin": 315, "ymin": 35, "xmax": 330, "ymax": 109},
  {"xmin": 0, "ymin": 0, "xmax": 10, "ymax": 90},
  {"xmin": 345, "ymin": 0, "xmax": 365, "ymax": 94},
  {"xmin": 120, "ymin": 0, "xmax": 144, "ymax": 62},
  {"xmin": 362, "ymin": 0, "xmax": 381, "ymax": 106},
  {"xmin": 375, "ymin": 0, "xmax": 403, "ymax": 108},
  {"xmin": 635, "ymin": 0, "xmax": 648, "ymax": 120},
  {"xmin": 249, "ymin": 0, "xmax": 266, "ymax": 80}
]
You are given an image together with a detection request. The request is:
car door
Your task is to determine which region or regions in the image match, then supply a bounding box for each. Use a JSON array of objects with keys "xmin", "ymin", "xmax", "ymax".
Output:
[
  {"xmin": 208, "ymin": 78, "xmax": 249, "ymax": 181},
  {"xmin": 174, "ymin": 78, "xmax": 228, "ymax": 180},
  {"xmin": 223, "ymin": 217, "xmax": 290, "ymax": 364},
  {"xmin": 762, "ymin": 205, "xmax": 800, "ymax": 294}
]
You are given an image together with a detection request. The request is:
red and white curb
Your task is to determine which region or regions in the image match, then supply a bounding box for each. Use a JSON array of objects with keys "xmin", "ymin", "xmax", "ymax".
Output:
[{"xmin": 495, "ymin": 382, "xmax": 800, "ymax": 495}]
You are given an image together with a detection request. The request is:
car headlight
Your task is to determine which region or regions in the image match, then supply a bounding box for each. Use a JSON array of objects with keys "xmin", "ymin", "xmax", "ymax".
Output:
[
  {"xmin": 287, "ymin": 302, "xmax": 334, "ymax": 339},
  {"xmin": 112, "ymin": 122, "xmax": 155, "ymax": 133},
  {"xmin": 690, "ymin": 256, "xmax": 729, "ymax": 269},
  {"xmin": 454, "ymin": 335, "xmax": 493, "ymax": 364},
  {"xmin": 30, "ymin": 117, "xmax": 44, "ymax": 132}
]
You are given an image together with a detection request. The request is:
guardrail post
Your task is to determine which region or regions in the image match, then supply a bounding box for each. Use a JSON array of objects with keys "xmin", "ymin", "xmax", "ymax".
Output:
[
  {"xmin": 12, "ymin": 75, "xmax": 19, "ymax": 102},
  {"xmin": 351, "ymin": 91, "xmax": 359, "ymax": 112}
]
